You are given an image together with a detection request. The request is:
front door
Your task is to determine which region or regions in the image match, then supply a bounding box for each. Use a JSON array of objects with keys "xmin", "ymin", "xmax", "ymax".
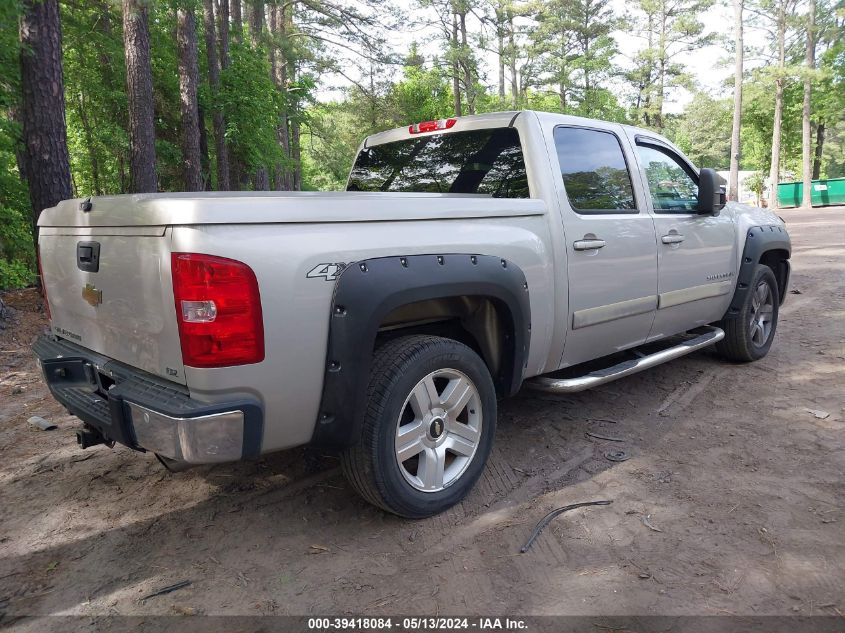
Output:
[
  {"xmin": 629, "ymin": 136, "xmax": 738, "ymax": 340},
  {"xmin": 551, "ymin": 124, "xmax": 659, "ymax": 368}
]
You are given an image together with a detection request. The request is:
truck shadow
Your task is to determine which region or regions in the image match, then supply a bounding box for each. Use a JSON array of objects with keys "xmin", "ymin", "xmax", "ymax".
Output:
[{"xmin": 0, "ymin": 347, "xmax": 739, "ymax": 618}]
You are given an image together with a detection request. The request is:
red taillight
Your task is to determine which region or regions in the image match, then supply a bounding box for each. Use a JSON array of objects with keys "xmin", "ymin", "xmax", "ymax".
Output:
[
  {"xmin": 37, "ymin": 245, "xmax": 50, "ymax": 320},
  {"xmin": 409, "ymin": 118, "xmax": 457, "ymax": 134},
  {"xmin": 171, "ymin": 253, "xmax": 264, "ymax": 368}
]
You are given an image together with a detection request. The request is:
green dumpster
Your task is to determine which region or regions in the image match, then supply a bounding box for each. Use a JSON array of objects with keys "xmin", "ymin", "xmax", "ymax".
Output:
[{"xmin": 777, "ymin": 177, "xmax": 845, "ymax": 207}]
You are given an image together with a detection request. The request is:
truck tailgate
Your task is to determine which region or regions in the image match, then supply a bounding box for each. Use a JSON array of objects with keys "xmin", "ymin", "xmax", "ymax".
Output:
[{"xmin": 39, "ymin": 227, "xmax": 185, "ymax": 385}]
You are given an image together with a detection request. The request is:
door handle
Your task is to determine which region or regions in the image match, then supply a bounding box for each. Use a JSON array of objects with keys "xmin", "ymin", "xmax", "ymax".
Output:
[
  {"xmin": 573, "ymin": 239, "xmax": 606, "ymax": 251},
  {"xmin": 661, "ymin": 233, "xmax": 685, "ymax": 244}
]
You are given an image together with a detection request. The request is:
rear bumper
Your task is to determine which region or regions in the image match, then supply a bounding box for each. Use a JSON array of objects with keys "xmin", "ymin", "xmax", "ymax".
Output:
[{"xmin": 32, "ymin": 334, "xmax": 263, "ymax": 464}]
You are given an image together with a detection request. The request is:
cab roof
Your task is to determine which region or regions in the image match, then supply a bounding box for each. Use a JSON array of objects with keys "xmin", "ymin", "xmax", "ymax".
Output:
[{"xmin": 362, "ymin": 110, "xmax": 676, "ymax": 151}]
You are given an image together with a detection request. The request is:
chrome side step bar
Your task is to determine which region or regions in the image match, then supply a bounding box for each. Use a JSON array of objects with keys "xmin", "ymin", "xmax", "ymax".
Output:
[{"xmin": 526, "ymin": 326, "xmax": 725, "ymax": 394}]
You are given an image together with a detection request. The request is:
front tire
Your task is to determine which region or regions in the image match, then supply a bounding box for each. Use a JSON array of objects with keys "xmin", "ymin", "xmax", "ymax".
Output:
[
  {"xmin": 341, "ymin": 335, "xmax": 496, "ymax": 518},
  {"xmin": 717, "ymin": 264, "xmax": 780, "ymax": 362}
]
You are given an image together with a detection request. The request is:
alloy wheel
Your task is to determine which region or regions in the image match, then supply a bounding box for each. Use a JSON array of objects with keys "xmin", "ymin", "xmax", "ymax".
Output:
[
  {"xmin": 749, "ymin": 281, "xmax": 774, "ymax": 346},
  {"xmin": 394, "ymin": 369, "xmax": 482, "ymax": 492}
]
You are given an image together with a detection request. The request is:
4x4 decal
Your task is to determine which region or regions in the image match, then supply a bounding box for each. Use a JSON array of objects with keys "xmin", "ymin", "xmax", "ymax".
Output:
[{"xmin": 306, "ymin": 262, "xmax": 346, "ymax": 281}]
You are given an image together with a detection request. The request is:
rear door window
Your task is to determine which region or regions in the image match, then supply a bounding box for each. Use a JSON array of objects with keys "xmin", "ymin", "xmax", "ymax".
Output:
[
  {"xmin": 553, "ymin": 127, "xmax": 637, "ymax": 213},
  {"xmin": 347, "ymin": 127, "xmax": 529, "ymax": 198}
]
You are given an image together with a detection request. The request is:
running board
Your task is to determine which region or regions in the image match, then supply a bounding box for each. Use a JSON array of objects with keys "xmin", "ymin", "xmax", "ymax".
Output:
[{"xmin": 526, "ymin": 326, "xmax": 725, "ymax": 394}]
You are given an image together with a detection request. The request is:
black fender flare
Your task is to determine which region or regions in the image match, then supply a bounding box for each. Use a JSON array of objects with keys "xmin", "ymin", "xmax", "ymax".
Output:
[
  {"xmin": 723, "ymin": 225, "xmax": 791, "ymax": 320},
  {"xmin": 310, "ymin": 254, "xmax": 531, "ymax": 448}
]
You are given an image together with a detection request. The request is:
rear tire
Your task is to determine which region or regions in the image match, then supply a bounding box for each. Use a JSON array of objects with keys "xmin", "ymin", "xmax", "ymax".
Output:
[
  {"xmin": 341, "ymin": 335, "xmax": 496, "ymax": 518},
  {"xmin": 717, "ymin": 264, "xmax": 780, "ymax": 362}
]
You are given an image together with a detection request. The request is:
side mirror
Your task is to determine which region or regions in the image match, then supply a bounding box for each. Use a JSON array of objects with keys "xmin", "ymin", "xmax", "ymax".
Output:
[{"xmin": 697, "ymin": 168, "xmax": 726, "ymax": 214}]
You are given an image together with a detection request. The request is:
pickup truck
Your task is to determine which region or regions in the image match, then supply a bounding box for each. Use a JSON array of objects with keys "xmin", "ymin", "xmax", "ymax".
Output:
[{"xmin": 34, "ymin": 110, "xmax": 791, "ymax": 518}]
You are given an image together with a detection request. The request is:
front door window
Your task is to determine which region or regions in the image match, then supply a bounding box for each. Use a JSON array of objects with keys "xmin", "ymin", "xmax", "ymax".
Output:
[{"xmin": 636, "ymin": 144, "xmax": 699, "ymax": 214}]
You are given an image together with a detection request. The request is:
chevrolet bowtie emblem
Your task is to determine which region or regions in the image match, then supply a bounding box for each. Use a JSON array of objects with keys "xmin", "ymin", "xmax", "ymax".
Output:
[{"xmin": 82, "ymin": 283, "xmax": 102, "ymax": 307}]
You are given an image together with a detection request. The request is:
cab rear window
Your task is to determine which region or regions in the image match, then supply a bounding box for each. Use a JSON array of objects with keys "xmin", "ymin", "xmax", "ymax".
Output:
[{"xmin": 347, "ymin": 127, "xmax": 530, "ymax": 198}]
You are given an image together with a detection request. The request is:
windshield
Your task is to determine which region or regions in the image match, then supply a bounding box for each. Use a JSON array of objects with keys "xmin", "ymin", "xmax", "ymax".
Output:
[{"xmin": 347, "ymin": 127, "xmax": 530, "ymax": 198}]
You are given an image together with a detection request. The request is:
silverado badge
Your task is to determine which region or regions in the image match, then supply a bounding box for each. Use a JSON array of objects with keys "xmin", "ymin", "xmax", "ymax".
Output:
[{"xmin": 82, "ymin": 283, "xmax": 102, "ymax": 307}]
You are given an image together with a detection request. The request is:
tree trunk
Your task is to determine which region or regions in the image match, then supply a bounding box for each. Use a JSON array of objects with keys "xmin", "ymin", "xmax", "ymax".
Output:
[
  {"xmin": 767, "ymin": 1, "xmax": 786, "ymax": 209},
  {"xmin": 459, "ymin": 11, "xmax": 474, "ymax": 114},
  {"xmin": 215, "ymin": 0, "xmax": 230, "ymax": 70},
  {"xmin": 248, "ymin": 0, "xmax": 268, "ymax": 189},
  {"xmin": 451, "ymin": 11, "xmax": 461, "ymax": 116},
  {"xmin": 508, "ymin": 14, "xmax": 517, "ymax": 108},
  {"xmin": 122, "ymin": 0, "xmax": 157, "ymax": 193},
  {"xmin": 287, "ymin": 51, "xmax": 301, "ymax": 191},
  {"xmin": 231, "ymin": 0, "xmax": 243, "ymax": 42},
  {"xmin": 558, "ymin": 25, "xmax": 566, "ymax": 112},
  {"xmin": 812, "ymin": 121, "xmax": 825, "ymax": 180},
  {"xmin": 583, "ymin": 59, "xmax": 591, "ymax": 114},
  {"xmin": 198, "ymin": 104, "xmax": 211, "ymax": 190},
  {"xmin": 204, "ymin": 0, "xmax": 230, "ymax": 189},
  {"xmin": 270, "ymin": 2, "xmax": 292, "ymax": 191},
  {"xmin": 248, "ymin": 0, "xmax": 263, "ymax": 46},
  {"xmin": 581, "ymin": 10, "xmax": 591, "ymax": 114},
  {"xmin": 177, "ymin": 5, "xmax": 203, "ymax": 192},
  {"xmin": 801, "ymin": 0, "xmax": 815, "ymax": 208},
  {"xmin": 497, "ymin": 24, "xmax": 505, "ymax": 99},
  {"xmin": 230, "ymin": 157, "xmax": 243, "ymax": 190},
  {"xmin": 291, "ymin": 118, "xmax": 301, "ymax": 191},
  {"xmin": 728, "ymin": 0, "xmax": 743, "ymax": 202},
  {"xmin": 655, "ymin": 56, "xmax": 665, "ymax": 131},
  {"xmin": 19, "ymin": 0, "xmax": 72, "ymax": 236},
  {"xmin": 216, "ymin": 0, "xmax": 238, "ymax": 190},
  {"xmin": 653, "ymin": 13, "xmax": 667, "ymax": 131},
  {"xmin": 639, "ymin": 13, "xmax": 654, "ymax": 126}
]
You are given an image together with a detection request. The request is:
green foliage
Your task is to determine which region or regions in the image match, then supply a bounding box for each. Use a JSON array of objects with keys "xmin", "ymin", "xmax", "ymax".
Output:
[
  {"xmin": 0, "ymin": 174, "xmax": 33, "ymax": 289},
  {"xmin": 149, "ymin": 4, "xmax": 185, "ymax": 191},
  {"xmin": 627, "ymin": 0, "xmax": 715, "ymax": 129},
  {"xmin": 220, "ymin": 41, "xmax": 284, "ymax": 181},
  {"xmin": 668, "ymin": 92, "xmax": 732, "ymax": 168},
  {"xmin": 0, "ymin": 0, "xmax": 34, "ymax": 289},
  {"xmin": 61, "ymin": 0, "xmax": 128, "ymax": 196},
  {"xmin": 815, "ymin": 4, "xmax": 845, "ymax": 178},
  {"xmin": 745, "ymin": 170, "xmax": 765, "ymax": 196},
  {"xmin": 301, "ymin": 103, "xmax": 360, "ymax": 191},
  {"xmin": 0, "ymin": 258, "xmax": 35, "ymax": 289},
  {"xmin": 302, "ymin": 59, "xmax": 455, "ymax": 191},
  {"xmin": 1, "ymin": 0, "xmax": 843, "ymax": 229},
  {"xmin": 0, "ymin": 187, "xmax": 33, "ymax": 290},
  {"xmin": 390, "ymin": 63, "xmax": 455, "ymax": 124},
  {"xmin": 0, "ymin": 0, "xmax": 21, "ymax": 112}
]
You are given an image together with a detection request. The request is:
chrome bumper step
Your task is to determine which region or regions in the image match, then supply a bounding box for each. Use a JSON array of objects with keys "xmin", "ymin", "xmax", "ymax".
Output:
[{"xmin": 526, "ymin": 326, "xmax": 725, "ymax": 394}]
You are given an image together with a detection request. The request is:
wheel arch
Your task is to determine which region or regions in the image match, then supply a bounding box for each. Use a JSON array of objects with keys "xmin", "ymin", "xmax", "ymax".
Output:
[
  {"xmin": 310, "ymin": 254, "xmax": 531, "ymax": 448},
  {"xmin": 723, "ymin": 226, "xmax": 791, "ymax": 320},
  {"xmin": 759, "ymin": 248, "xmax": 791, "ymax": 302}
]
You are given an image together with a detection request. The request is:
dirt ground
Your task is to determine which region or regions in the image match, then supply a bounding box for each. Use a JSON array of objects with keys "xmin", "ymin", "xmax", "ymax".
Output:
[{"xmin": 1, "ymin": 206, "xmax": 843, "ymax": 627}]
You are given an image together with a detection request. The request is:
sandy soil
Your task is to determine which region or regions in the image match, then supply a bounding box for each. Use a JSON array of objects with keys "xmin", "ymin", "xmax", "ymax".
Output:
[{"xmin": 1, "ymin": 207, "xmax": 843, "ymax": 627}]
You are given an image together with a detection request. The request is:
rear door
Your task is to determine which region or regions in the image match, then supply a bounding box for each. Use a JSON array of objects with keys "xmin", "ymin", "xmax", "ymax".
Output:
[
  {"xmin": 39, "ymin": 226, "xmax": 185, "ymax": 384},
  {"xmin": 629, "ymin": 136, "xmax": 737, "ymax": 340},
  {"xmin": 550, "ymin": 124, "xmax": 659, "ymax": 367}
]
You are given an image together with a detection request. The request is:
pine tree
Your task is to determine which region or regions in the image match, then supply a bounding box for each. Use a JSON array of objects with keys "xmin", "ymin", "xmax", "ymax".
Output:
[
  {"xmin": 177, "ymin": 3, "xmax": 203, "ymax": 191},
  {"xmin": 122, "ymin": 0, "xmax": 157, "ymax": 192},
  {"xmin": 19, "ymin": 0, "xmax": 72, "ymax": 229},
  {"xmin": 728, "ymin": 0, "xmax": 744, "ymax": 201},
  {"xmin": 801, "ymin": 0, "xmax": 816, "ymax": 207},
  {"xmin": 203, "ymin": 0, "xmax": 230, "ymax": 189}
]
